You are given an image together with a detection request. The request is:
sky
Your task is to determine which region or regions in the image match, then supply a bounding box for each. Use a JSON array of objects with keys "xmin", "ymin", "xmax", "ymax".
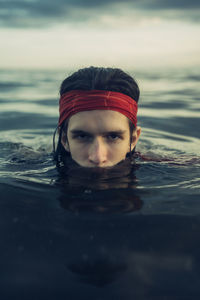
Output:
[{"xmin": 0, "ymin": 0, "xmax": 200, "ymax": 70}]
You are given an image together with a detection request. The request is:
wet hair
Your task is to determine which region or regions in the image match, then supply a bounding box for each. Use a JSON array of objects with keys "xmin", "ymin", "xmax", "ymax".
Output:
[{"xmin": 53, "ymin": 66, "xmax": 140, "ymax": 167}]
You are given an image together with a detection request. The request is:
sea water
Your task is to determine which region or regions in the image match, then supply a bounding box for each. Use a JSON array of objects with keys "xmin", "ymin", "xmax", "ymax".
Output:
[{"xmin": 0, "ymin": 67, "xmax": 200, "ymax": 299}]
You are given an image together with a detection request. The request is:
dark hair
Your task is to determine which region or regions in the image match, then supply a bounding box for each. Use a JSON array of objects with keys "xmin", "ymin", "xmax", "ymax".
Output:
[{"xmin": 54, "ymin": 66, "xmax": 140, "ymax": 167}]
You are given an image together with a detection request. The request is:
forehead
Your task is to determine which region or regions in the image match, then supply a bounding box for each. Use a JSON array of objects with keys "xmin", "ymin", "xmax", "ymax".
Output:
[{"xmin": 68, "ymin": 110, "xmax": 130, "ymax": 133}]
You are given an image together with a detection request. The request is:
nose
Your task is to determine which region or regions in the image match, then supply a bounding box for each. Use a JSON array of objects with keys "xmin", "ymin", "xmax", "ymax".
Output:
[{"xmin": 88, "ymin": 138, "xmax": 107, "ymax": 166}]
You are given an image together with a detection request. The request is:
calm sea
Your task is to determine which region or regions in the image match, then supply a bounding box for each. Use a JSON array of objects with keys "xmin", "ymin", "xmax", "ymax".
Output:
[{"xmin": 0, "ymin": 67, "xmax": 200, "ymax": 299}]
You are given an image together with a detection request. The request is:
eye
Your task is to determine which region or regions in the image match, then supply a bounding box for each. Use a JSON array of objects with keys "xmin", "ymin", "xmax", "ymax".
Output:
[
  {"xmin": 72, "ymin": 133, "xmax": 92, "ymax": 142},
  {"xmin": 106, "ymin": 133, "xmax": 121, "ymax": 141}
]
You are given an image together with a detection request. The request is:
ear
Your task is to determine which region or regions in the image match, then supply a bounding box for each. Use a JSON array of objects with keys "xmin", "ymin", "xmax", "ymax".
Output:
[
  {"xmin": 61, "ymin": 131, "xmax": 70, "ymax": 152},
  {"xmin": 131, "ymin": 126, "xmax": 141, "ymax": 151}
]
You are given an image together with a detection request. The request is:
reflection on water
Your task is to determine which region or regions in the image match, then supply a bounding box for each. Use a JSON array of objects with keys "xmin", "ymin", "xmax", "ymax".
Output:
[
  {"xmin": 55, "ymin": 156, "xmax": 143, "ymax": 213},
  {"xmin": 56, "ymin": 155, "xmax": 139, "ymax": 188},
  {"xmin": 59, "ymin": 188, "xmax": 142, "ymax": 213},
  {"xmin": 0, "ymin": 68, "xmax": 200, "ymax": 298}
]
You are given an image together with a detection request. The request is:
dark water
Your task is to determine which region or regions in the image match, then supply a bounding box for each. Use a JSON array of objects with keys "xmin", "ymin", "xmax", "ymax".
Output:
[{"xmin": 0, "ymin": 68, "xmax": 200, "ymax": 299}]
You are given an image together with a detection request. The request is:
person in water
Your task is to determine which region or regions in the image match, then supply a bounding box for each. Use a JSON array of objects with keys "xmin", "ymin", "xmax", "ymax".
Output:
[{"xmin": 54, "ymin": 66, "xmax": 141, "ymax": 168}]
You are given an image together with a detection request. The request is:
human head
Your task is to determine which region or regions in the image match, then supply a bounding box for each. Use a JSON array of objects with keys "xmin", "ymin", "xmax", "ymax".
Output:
[{"xmin": 54, "ymin": 66, "xmax": 141, "ymax": 168}]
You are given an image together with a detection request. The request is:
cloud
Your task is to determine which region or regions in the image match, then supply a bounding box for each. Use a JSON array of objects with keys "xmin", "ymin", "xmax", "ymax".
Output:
[
  {"xmin": 0, "ymin": 0, "xmax": 200, "ymax": 28},
  {"xmin": 139, "ymin": 0, "xmax": 200, "ymax": 10}
]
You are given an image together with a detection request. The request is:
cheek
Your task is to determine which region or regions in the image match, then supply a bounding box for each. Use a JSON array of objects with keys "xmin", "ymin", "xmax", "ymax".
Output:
[
  {"xmin": 108, "ymin": 142, "xmax": 130, "ymax": 159},
  {"xmin": 69, "ymin": 142, "xmax": 88, "ymax": 159}
]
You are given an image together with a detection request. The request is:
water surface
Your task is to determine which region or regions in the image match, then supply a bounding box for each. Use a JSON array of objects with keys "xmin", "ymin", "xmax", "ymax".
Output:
[{"xmin": 0, "ymin": 67, "xmax": 200, "ymax": 299}]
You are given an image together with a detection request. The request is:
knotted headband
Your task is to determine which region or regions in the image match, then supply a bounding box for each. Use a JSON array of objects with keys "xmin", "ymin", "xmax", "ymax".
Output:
[{"xmin": 59, "ymin": 90, "xmax": 138, "ymax": 127}]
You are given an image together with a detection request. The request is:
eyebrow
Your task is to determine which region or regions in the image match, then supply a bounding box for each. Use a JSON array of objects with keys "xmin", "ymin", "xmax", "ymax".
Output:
[{"xmin": 69, "ymin": 129, "xmax": 126, "ymax": 135}]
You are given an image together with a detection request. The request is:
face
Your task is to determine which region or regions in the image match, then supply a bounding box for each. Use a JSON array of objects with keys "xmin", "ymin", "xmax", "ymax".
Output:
[{"xmin": 61, "ymin": 110, "xmax": 141, "ymax": 168}]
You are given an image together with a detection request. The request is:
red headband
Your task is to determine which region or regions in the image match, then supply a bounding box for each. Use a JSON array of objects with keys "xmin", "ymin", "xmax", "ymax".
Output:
[{"xmin": 59, "ymin": 90, "xmax": 138, "ymax": 127}]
